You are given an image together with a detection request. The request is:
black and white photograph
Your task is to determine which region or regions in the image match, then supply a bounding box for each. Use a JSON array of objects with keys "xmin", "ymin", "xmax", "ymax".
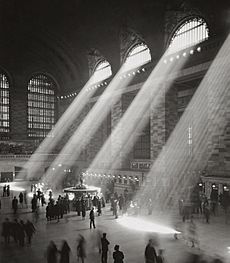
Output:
[{"xmin": 0, "ymin": 0, "xmax": 230, "ymax": 262}]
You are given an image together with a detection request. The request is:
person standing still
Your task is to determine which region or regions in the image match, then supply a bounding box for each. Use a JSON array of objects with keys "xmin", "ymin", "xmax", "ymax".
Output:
[
  {"xmin": 145, "ymin": 239, "xmax": 157, "ymax": 263},
  {"xmin": 101, "ymin": 233, "xmax": 110, "ymax": 263},
  {"xmin": 89, "ymin": 207, "xmax": 96, "ymax": 229},
  {"xmin": 12, "ymin": 196, "xmax": 18, "ymax": 214},
  {"xmin": 113, "ymin": 245, "xmax": 124, "ymax": 263}
]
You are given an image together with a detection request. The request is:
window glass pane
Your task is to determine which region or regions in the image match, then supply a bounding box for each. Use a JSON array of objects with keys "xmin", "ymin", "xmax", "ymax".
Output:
[
  {"xmin": 92, "ymin": 60, "xmax": 112, "ymax": 83},
  {"xmin": 27, "ymin": 74, "xmax": 56, "ymax": 138},
  {"xmin": 168, "ymin": 17, "xmax": 209, "ymax": 54},
  {"xmin": 124, "ymin": 43, "xmax": 151, "ymax": 71},
  {"xmin": 0, "ymin": 73, "xmax": 10, "ymax": 138}
]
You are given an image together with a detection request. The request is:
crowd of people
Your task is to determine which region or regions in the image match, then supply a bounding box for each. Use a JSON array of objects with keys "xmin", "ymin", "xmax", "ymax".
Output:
[
  {"xmin": 1, "ymin": 183, "xmax": 229, "ymax": 263},
  {"xmin": 45, "ymin": 232, "xmax": 125, "ymax": 263},
  {"xmin": 178, "ymin": 188, "xmax": 230, "ymax": 224},
  {"xmin": 2, "ymin": 218, "xmax": 36, "ymax": 247},
  {"xmin": 46, "ymin": 194, "xmax": 70, "ymax": 222}
]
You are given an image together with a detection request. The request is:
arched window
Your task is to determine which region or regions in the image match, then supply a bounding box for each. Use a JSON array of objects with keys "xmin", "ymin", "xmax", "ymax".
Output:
[
  {"xmin": 168, "ymin": 17, "xmax": 209, "ymax": 54},
  {"xmin": 0, "ymin": 73, "xmax": 10, "ymax": 138},
  {"xmin": 27, "ymin": 74, "xmax": 56, "ymax": 138},
  {"xmin": 92, "ymin": 60, "xmax": 112, "ymax": 83},
  {"xmin": 124, "ymin": 43, "xmax": 151, "ymax": 71}
]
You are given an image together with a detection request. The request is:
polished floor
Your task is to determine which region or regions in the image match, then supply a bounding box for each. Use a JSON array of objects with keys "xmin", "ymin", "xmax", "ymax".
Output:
[{"xmin": 0, "ymin": 187, "xmax": 230, "ymax": 263}]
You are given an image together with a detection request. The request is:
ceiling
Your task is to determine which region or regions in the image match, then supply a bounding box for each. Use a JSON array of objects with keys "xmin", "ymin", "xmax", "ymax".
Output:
[{"xmin": 0, "ymin": 0, "xmax": 228, "ymax": 93}]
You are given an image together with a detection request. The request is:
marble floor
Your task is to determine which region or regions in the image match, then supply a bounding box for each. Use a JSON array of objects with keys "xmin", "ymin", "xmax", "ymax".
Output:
[{"xmin": 0, "ymin": 185, "xmax": 230, "ymax": 263}]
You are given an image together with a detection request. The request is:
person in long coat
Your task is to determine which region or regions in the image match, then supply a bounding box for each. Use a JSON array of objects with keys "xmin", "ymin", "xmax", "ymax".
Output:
[
  {"xmin": 59, "ymin": 240, "xmax": 71, "ymax": 263},
  {"xmin": 46, "ymin": 241, "xmax": 58, "ymax": 263},
  {"xmin": 12, "ymin": 196, "xmax": 18, "ymax": 214},
  {"xmin": 144, "ymin": 239, "xmax": 157, "ymax": 263},
  {"xmin": 77, "ymin": 235, "xmax": 86, "ymax": 263},
  {"xmin": 25, "ymin": 220, "xmax": 36, "ymax": 245}
]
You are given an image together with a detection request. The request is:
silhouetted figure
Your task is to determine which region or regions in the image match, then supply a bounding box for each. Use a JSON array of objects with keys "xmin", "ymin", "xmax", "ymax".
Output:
[
  {"xmin": 97, "ymin": 199, "xmax": 102, "ymax": 216},
  {"xmin": 81, "ymin": 199, "xmax": 86, "ymax": 220},
  {"xmin": 2, "ymin": 218, "xmax": 10, "ymax": 244},
  {"xmin": 41, "ymin": 194, "xmax": 46, "ymax": 206},
  {"xmin": 6, "ymin": 185, "xmax": 10, "ymax": 197},
  {"xmin": 59, "ymin": 240, "xmax": 71, "ymax": 263},
  {"xmin": 18, "ymin": 220, "xmax": 25, "ymax": 247},
  {"xmin": 24, "ymin": 191, "xmax": 28, "ymax": 207},
  {"xmin": 3, "ymin": 184, "xmax": 7, "ymax": 197},
  {"xmin": 113, "ymin": 245, "xmax": 124, "ymax": 263},
  {"xmin": 19, "ymin": 192, "xmax": 24, "ymax": 207},
  {"xmin": 156, "ymin": 249, "xmax": 165, "ymax": 263},
  {"xmin": 25, "ymin": 220, "xmax": 36, "ymax": 245},
  {"xmin": 145, "ymin": 239, "xmax": 157, "ymax": 263},
  {"xmin": 187, "ymin": 216, "xmax": 199, "ymax": 248},
  {"xmin": 46, "ymin": 241, "xmax": 58, "ymax": 263},
  {"xmin": 118, "ymin": 194, "xmax": 124, "ymax": 211},
  {"xmin": 76, "ymin": 198, "xmax": 81, "ymax": 216},
  {"xmin": 101, "ymin": 233, "xmax": 110, "ymax": 263},
  {"xmin": 90, "ymin": 207, "xmax": 96, "ymax": 229},
  {"xmin": 12, "ymin": 219, "xmax": 20, "ymax": 244},
  {"xmin": 12, "ymin": 196, "xmax": 18, "ymax": 214},
  {"xmin": 31, "ymin": 194, "xmax": 38, "ymax": 212},
  {"xmin": 114, "ymin": 200, "xmax": 118, "ymax": 219},
  {"xmin": 77, "ymin": 234, "xmax": 86, "ymax": 263},
  {"xmin": 204, "ymin": 204, "xmax": 210, "ymax": 223}
]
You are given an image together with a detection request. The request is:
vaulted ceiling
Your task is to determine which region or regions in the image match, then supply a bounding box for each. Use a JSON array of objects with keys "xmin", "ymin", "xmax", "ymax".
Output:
[{"xmin": 0, "ymin": 0, "xmax": 228, "ymax": 94}]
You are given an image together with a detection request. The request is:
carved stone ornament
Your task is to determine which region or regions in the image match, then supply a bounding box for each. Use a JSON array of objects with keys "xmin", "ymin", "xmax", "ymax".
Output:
[
  {"xmin": 120, "ymin": 26, "xmax": 145, "ymax": 64},
  {"xmin": 87, "ymin": 48, "xmax": 106, "ymax": 76}
]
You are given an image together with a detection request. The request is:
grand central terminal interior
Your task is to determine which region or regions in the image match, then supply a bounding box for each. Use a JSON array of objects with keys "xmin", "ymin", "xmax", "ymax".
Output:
[{"xmin": 0, "ymin": 1, "xmax": 230, "ymax": 262}]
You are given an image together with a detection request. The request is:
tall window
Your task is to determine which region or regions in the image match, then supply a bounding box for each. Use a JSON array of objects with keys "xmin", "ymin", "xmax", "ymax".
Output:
[
  {"xmin": 134, "ymin": 121, "xmax": 150, "ymax": 159},
  {"xmin": 92, "ymin": 60, "xmax": 112, "ymax": 83},
  {"xmin": 124, "ymin": 43, "xmax": 151, "ymax": 71},
  {"xmin": 168, "ymin": 17, "xmax": 209, "ymax": 54},
  {"xmin": 27, "ymin": 74, "xmax": 56, "ymax": 138},
  {"xmin": 0, "ymin": 73, "xmax": 10, "ymax": 138}
]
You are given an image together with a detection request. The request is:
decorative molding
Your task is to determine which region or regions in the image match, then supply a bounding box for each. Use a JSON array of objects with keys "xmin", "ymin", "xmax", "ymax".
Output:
[
  {"xmin": 120, "ymin": 26, "xmax": 145, "ymax": 64},
  {"xmin": 87, "ymin": 48, "xmax": 106, "ymax": 77}
]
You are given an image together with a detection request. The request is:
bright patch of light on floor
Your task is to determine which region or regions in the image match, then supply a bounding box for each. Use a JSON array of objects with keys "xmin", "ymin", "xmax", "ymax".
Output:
[
  {"xmin": 9, "ymin": 185, "xmax": 25, "ymax": 192},
  {"xmin": 117, "ymin": 216, "xmax": 181, "ymax": 234},
  {"xmin": 27, "ymin": 192, "xmax": 34, "ymax": 198}
]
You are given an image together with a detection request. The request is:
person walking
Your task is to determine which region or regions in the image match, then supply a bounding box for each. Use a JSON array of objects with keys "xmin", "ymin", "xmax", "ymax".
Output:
[
  {"xmin": 12, "ymin": 196, "xmax": 18, "ymax": 214},
  {"xmin": 101, "ymin": 233, "xmax": 110, "ymax": 263},
  {"xmin": 25, "ymin": 220, "xmax": 36, "ymax": 245},
  {"xmin": 89, "ymin": 207, "xmax": 96, "ymax": 229},
  {"xmin": 18, "ymin": 220, "xmax": 26, "ymax": 247},
  {"xmin": 187, "ymin": 216, "xmax": 199, "ymax": 248},
  {"xmin": 19, "ymin": 192, "xmax": 24, "ymax": 208},
  {"xmin": 59, "ymin": 240, "xmax": 71, "ymax": 263},
  {"xmin": 144, "ymin": 239, "xmax": 157, "ymax": 263},
  {"xmin": 2, "ymin": 218, "xmax": 10, "ymax": 245},
  {"xmin": 113, "ymin": 245, "xmax": 124, "ymax": 263},
  {"xmin": 77, "ymin": 234, "xmax": 86, "ymax": 263},
  {"xmin": 46, "ymin": 241, "xmax": 58, "ymax": 263}
]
